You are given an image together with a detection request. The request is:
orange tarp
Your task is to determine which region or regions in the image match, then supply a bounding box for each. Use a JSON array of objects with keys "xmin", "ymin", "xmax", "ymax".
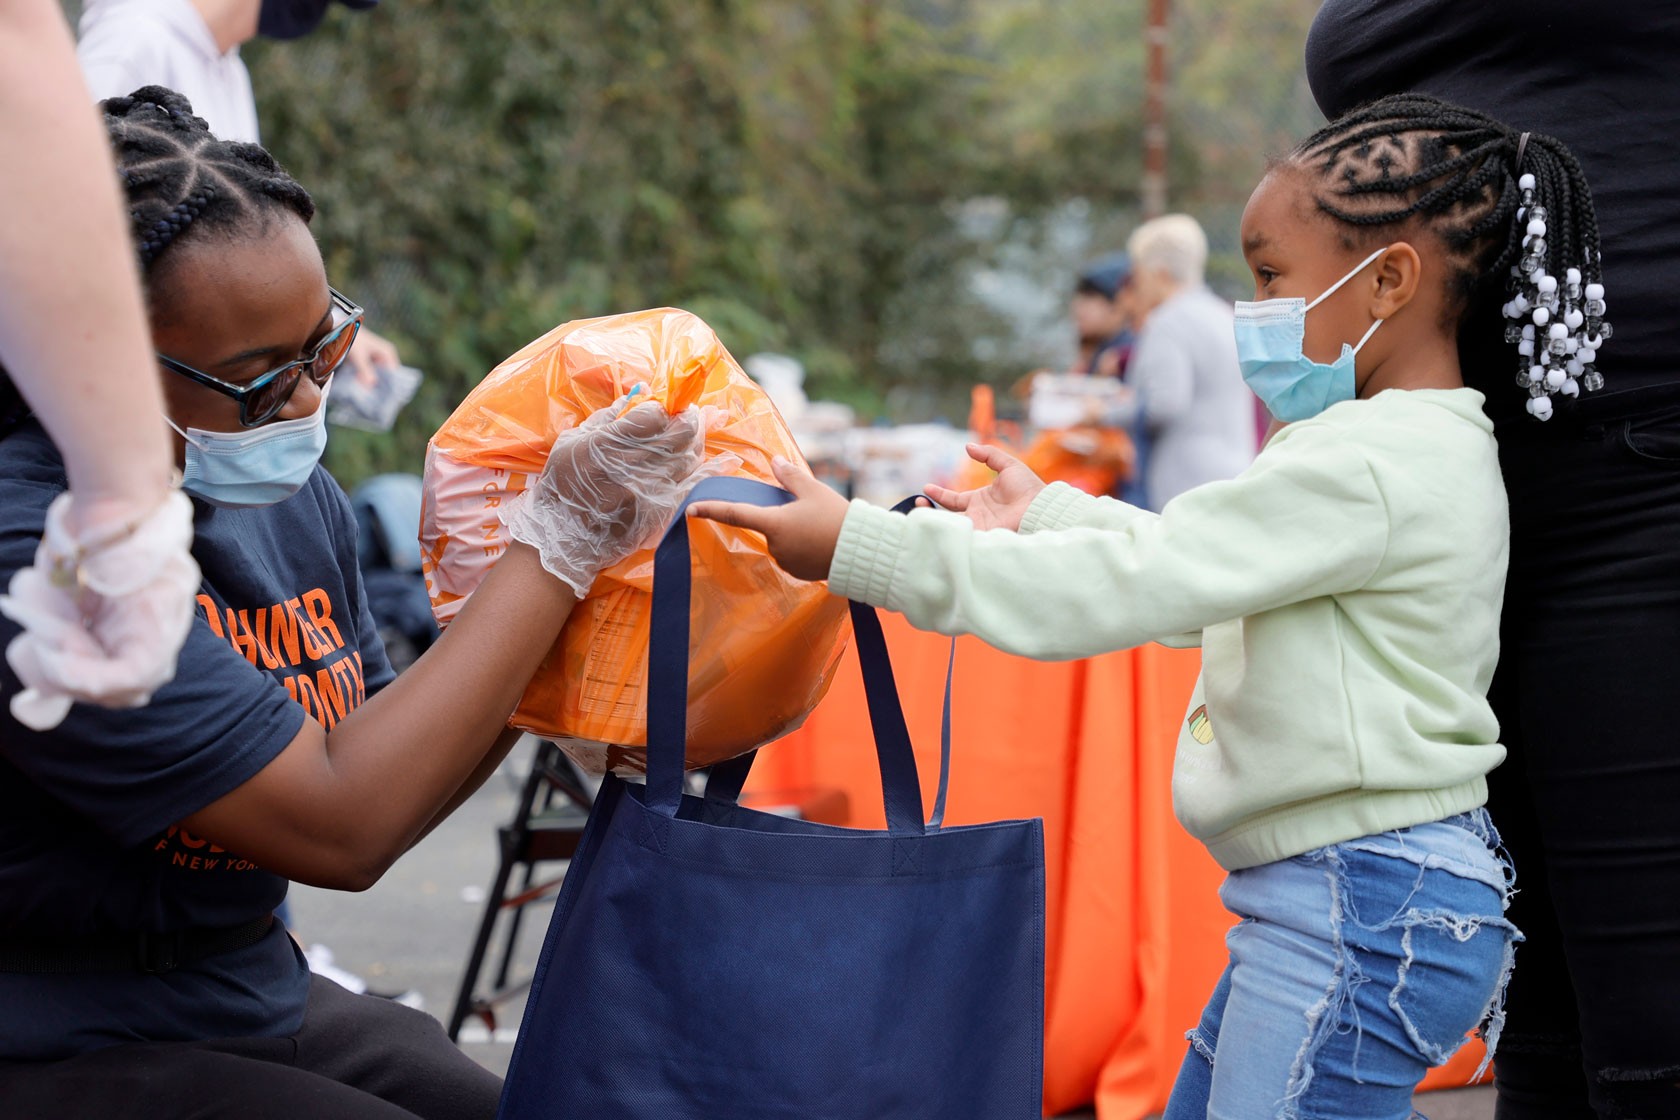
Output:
[{"xmin": 743, "ymin": 613, "xmax": 1488, "ymax": 1117}]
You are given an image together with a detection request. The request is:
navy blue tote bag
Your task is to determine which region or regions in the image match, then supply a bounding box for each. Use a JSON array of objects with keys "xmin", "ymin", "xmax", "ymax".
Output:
[{"xmin": 496, "ymin": 478, "xmax": 1046, "ymax": 1119}]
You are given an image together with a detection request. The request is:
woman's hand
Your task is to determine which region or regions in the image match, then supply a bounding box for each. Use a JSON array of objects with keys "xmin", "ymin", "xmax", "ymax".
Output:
[
  {"xmin": 689, "ymin": 456, "xmax": 849, "ymax": 582},
  {"xmin": 500, "ymin": 392, "xmax": 715, "ymax": 596},
  {"xmin": 922, "ymin": 444, "xmax": 1047, "ymax": 532}
]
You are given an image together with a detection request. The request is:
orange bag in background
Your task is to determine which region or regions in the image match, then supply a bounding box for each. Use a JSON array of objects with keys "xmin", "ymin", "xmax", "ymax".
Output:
[
  {"xmin": 1021, "ymin": 426, "xmax": 1134, "ymax": 497},
  {"xmin": 420, "ymin": 307, "xmax": 851, "ymax": 775}
]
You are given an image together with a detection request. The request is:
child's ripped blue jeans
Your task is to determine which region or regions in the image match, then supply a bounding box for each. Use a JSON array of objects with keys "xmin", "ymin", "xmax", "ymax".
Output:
[{"xmin": 1162, "ymin": 810, "xmax": 1521, "ymax": 1120}]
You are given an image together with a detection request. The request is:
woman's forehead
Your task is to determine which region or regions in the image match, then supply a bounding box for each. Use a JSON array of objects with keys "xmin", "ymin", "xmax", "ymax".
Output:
[{"xmin": 149, "ymin": 221, "xmax": 328, "ymax": 343}]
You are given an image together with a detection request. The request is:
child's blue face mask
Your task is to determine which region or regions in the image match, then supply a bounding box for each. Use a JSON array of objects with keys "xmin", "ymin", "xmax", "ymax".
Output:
[{"xmin": 1233, "ymin": 246, "xmax": 1388, "ymax": 422}]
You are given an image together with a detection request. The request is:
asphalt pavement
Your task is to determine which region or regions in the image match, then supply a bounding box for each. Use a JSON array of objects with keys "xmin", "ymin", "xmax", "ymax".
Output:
[{"xmin": 287, "ymin": 736, "xmax": 1494, "ymax": 1117}]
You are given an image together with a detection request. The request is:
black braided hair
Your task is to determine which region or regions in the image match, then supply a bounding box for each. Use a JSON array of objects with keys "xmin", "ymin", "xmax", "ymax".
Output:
[
  {"xmin": 1284, "ymin": 93, "xmax": 1609, "ymax": 420},
  {"xmin": 104, "ymin": 85, "xmax": 315, "ymax": 271},
  {"xmin": 0, "ymin": 86, "xmax": 317, "ymax": 427}
]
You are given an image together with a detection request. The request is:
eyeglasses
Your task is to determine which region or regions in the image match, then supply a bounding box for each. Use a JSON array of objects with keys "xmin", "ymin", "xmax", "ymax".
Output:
[{"xmin": 159, "ymin": 288, "xmax": 364, "ymax": 428}]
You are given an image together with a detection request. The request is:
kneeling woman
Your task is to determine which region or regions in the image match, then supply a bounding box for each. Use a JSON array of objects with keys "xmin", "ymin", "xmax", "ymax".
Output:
[{"xmin": 0, "ymin": 87, "xmax": 702, "ymax": 1120}]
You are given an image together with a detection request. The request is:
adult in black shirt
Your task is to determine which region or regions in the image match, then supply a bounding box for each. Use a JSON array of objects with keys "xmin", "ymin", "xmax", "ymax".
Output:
[{"xmin": 1308, "ymin": 4, "xmax": 1680, "ymax": 1118}]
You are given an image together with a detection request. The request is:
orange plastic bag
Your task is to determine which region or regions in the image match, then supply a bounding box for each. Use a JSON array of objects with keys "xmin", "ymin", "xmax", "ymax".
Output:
[
  {"xmin": 1021, "ymin": 427, "xmax": 1134, "ymax": 496},
  {"xmin": 953, "ymin": 386, "xmax": 1134, "ymax": 497},
  {"xmin": 420, "ymin": 308, "xmax": 851, "ymax": 775}
]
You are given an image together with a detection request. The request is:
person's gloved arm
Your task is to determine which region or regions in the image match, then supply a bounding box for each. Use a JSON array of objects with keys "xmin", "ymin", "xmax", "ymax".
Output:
[
  {"xmin": 0, "ymin": 0, "xmax": 173, "ymax": 516},
  {"xmin": 0, "ymin": 0, "xmax": 200, "ymax": 730},
  {"xmin": 499, "ymin": 393, "xmax": 732, "ymax": 597},
  {"xmin": 179, "ymin": 397, "xmax": 724, "ymax": 891}
]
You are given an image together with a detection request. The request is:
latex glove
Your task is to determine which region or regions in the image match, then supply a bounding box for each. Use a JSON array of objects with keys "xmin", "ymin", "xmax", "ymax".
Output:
[
  {"xmin": 922, "ymin": 443, "xmax": 1047, "ymax": 532},
  {"xmin": 0, "ymin": 490, "xmax": 201, "ymax": 731},
  {"xmin": 499, "ymin": 392, "xmax": 733, "ymax": 598}
]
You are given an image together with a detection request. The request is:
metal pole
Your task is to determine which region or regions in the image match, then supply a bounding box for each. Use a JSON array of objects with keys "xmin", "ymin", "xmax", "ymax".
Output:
[{"xmin": 1142, "ymin": 0, "xmax": 1170, "ymax": 217}]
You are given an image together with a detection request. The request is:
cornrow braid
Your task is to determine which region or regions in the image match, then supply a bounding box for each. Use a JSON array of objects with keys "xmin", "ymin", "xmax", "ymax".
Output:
[
  {"xmin": 135, "ymin": 181, "xmax": 217, "ymax": 267},
  {"xmin": 1288, "ymin": 93, "xmax": 1609, "ymax": 421},
  {"xmin": 0, "ymin": 86, "xmax": 320, "ymax": 430},
  {"xmin": 102, "ymin": 85, "xmax": 315, "ymax": 277}
]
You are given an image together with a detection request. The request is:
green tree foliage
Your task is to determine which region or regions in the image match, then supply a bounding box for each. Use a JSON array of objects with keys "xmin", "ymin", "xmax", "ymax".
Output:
[
  {"xmin": 248, "ymin": 0, "xmax": 1018, "ymax": 479},
  {"xmin": 63, "ymin": 0, "xmax": 1319, "ymax": 483}
]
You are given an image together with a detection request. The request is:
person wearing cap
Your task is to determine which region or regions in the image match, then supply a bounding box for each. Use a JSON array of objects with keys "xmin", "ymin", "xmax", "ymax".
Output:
[
  {"xmin": 77, "ymin": 0, "xmax": 374, "ymax": 144},
  {"xmin": 76, "ymin": 0, "xmax": 401, "ymax": 384},
  {"xmin": 1072, "ymin": 251, "xmax": 1138, "ymax": 380}
]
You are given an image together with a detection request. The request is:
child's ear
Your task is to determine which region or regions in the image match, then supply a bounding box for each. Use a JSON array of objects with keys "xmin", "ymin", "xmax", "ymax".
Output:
[{"xmin": 1372, "ymin": 242, "xmax": 1423, "ymax": 319}]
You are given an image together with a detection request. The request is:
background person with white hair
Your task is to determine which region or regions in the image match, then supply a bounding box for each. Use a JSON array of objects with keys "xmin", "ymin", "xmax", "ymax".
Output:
[{"xmin": 1119, "ymin": 213, "xmax": 1257, "ymax": 509}]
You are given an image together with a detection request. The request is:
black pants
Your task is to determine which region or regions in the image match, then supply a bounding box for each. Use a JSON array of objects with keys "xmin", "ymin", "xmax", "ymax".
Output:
[
  {"xmin": 1489, "ymin": 397, "xmax": 1680, "ymax": 1120},
  {"xmin": 0, "ymin": 974, "xmax": 502, "ymax": 1119}
]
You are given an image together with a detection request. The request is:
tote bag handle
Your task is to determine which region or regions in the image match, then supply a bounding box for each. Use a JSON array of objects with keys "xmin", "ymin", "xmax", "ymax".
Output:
[{"xmin": 646, "ymin": 478, "xmax": 935, "ymax": 834}]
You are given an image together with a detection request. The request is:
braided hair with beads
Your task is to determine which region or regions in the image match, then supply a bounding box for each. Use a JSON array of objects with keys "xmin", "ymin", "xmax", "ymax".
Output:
[
  {"xmin": 0, "ymin": 86, "xmax": 317, "ymax": 427},
  {"xmin": 1285, "ymin": 93, "xmax": 1609, "ymax": 421}
]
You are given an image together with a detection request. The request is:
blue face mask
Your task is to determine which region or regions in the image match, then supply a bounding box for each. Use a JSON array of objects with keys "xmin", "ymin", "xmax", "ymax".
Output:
[
  {"xmin": 167, "ymin": 386, "xmax": 330, "ymax": 509},
  {"xmin": 1233, "ymin": 246, "xmax": 1388, "ymax": 422}
]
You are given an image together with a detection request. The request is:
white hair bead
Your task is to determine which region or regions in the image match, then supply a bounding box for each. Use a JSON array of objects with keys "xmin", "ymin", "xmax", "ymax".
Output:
[
  {"xmin": 1545, "ymin": 368, "xmax": 1567, "ymax": 391},
  {"xmin": 1533, "ymin": 306, "xmax": 1551, "ymax": 326},
  {"xmin": 1528, "ymin": 394, "xmax": 1554, "ymax": 420},
  {"xmin": 1528, "ymin": 365, "xmax": 1546, "ymax": 385},
  {"xmin": 1561, "ymin": 377, "xmax": 1581, "ymax": 398},
  {"xmin": 1519, "ymin": 173, "xmax": 1537, "ymax": 191},
  {"xmin": 1528, "ymin": 219, "xmax": 1549, "ymax": 239},
  {"xmin": 1522, "ymin": 324, "xmax": 1536, "ymax": 340},
  {"xmin": 1585, "ymin": 282, "xmax": 1605, "ymax": 300},
  {"xmin": 1548, "ymin": 322, "xmax": 1568, "ymax": 339},
  {"xmin": 1566, "ymin": 268, "xmax": 1582, "ymax": 285},
  {"xmin": 1565, "ymin": 308, "xmax": 1585, "ymax": 330},
  {"xmin": 1537, "ymin": 274, "xmax": 1558, "ymax": 294},
  {"xmin": 1518, "ymin": 339, "xmax": 1535, "ymax": 357}
]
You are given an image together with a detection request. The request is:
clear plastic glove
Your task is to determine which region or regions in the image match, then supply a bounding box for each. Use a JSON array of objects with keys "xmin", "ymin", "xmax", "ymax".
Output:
[
  {"xmin": 499, "ymin": 391, "xmax": 736, "ymax": 597},
  {"xmin": 0, "ymin": 490, "xmax": 201, "ymax": 731}
]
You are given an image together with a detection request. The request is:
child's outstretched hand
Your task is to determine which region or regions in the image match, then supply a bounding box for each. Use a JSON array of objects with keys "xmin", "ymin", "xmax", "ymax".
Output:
[
  {"xmin": 689, "ymin": 456, "xmax": 849, "ymax": 582},
  {"xmin": 923, "ymin": 444, "xmax": 1047, "ymax": 532}
]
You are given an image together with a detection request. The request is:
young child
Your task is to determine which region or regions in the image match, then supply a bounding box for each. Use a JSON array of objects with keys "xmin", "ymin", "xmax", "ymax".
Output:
[{"xmin": 693, "ymin": 94, "xmax": 1612, "ymax": 1117}]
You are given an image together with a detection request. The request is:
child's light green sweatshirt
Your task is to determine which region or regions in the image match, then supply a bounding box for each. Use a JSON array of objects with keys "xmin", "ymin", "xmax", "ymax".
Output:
[{"xmin": 828, "ymin": 388, "xmax": 1509, "ymax": 870}]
